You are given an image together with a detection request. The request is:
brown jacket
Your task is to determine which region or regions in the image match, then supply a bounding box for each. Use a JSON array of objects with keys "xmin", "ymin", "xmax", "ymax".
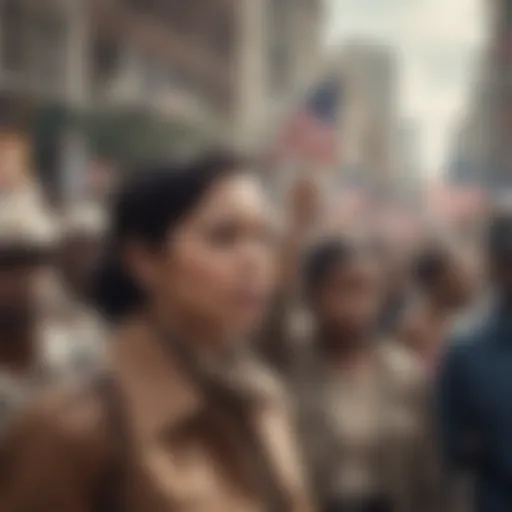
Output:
[{"xmin": 0, "ymin": 320, "xmax": 313, "ymax": 512}]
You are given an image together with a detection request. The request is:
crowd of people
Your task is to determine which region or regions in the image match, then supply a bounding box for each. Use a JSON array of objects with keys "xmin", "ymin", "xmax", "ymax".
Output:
[{"xmin": 0, "ymin": 151, "xmax": 510, "ymax": 512}]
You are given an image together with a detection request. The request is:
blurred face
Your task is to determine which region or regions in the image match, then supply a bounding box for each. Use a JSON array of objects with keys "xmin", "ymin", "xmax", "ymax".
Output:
[
  {"xmin": 0, "ymin": 264, "xmax": 42, "ymax": 336},
  {"xmin": 137, "ymin": 173, "xmax": 276, "ymax": 337},
  {"xmin": 313, "ymin": 255, "xmax": 383, "ymax": 339}
]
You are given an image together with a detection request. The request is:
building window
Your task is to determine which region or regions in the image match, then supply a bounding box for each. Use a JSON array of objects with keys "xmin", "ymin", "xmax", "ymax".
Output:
[
  {"xmin": 2, "ymin": 0, "xmax": 26, "ymax": 73},
  {"xmin": 1, "ymin": 1, "xmax": 66, "ymax": 96},
  {"xmin": 211, "ymin": 9, "xmax": 234, "ymax": 62},
  {"xmin": 268, "ymin": 0, "xmax": 291, "ymax": 95},
  {"xmin": 92, "ymin": 38, "xmax": 121, "ymax": 87},
  {"xmin": 30, "ymin": 14, "xmax": 66, "ymax": 95},
  {"xmin": 125, "ymin": 0, "xmax": 148, "ymax": 11},
  {"xmin": 504, "ymin": 0, "xmax": 512, "ymax": 23}
]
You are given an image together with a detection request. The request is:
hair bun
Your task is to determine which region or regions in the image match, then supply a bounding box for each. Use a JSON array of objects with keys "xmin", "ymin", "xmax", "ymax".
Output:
[{"xmin": 89, "ymin": 250, "xmax": 143, "ymax": 322}]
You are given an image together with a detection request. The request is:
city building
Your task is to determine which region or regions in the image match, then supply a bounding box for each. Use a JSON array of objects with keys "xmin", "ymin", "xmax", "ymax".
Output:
[
  {"xmin": 335, "ymin": 41, "xmax": 399, "ymax": 190},
  {"xmin": 0, "ymin": 0, "xmax": 84, "ymax": 106},
  {"xmin": 0, "ymin": 0, "xmax": 87, "ymax": 200},
  {"xmin": 0, "ymin": 0, "xmax": 324, "ymax": 200},
  {"xmin": 87, "ymin": 0, "xmax": 239, "ymax": 158},
  {"xmin": 448, "ymin": 99, "xmax": 489, "ymax": 187},
  {"xmin": 456, "ymin": 0, "xmax": 512, "ymax": 191},
  {"xmin": 484, "ymin": 0, "xmax": 512, "ymax": 189},
  {"xmin": 396, "ymin": 118, "xmax": 422, "ymax": 193},
  {"xmin": 237, "ymin": 0, "xmax": 323, "ymax": 152},
  {"xmin": 90, "ymin": 0, "xmax": 324, "ymax": 152}
]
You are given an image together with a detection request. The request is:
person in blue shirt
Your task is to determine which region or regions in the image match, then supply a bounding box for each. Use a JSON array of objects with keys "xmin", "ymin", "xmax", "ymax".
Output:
[{"xmin": 437, "ymin": 210, "xmax": 512, "ymax": 512}]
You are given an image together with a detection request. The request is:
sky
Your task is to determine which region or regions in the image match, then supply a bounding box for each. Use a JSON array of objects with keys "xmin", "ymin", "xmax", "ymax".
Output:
[{"xmin": 324, "ymin": 0, "xmax": 487, "ymax": 176}]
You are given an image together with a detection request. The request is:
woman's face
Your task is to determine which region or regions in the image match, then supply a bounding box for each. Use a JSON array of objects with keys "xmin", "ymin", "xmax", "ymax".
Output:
[
  {"xmin": 148, "ymin": 173, "xmax": 276, "ymax": 336},
  {"xmin": 314, "ymin": 255, "xmax": 383, "ymax": 338}
]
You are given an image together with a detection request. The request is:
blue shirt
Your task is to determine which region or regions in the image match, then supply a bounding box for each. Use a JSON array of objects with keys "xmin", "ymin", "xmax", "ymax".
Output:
[{"xmin": 437, "ymin": 303, "xmax": 512, "ymax": 512}]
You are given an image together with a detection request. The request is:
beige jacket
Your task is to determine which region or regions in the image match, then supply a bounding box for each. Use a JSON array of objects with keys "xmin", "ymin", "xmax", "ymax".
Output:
[
  {"xmin": 260, "ymin": 300, "xmax": 441, "ymax": 512},
  {"xmin": 0, "ymin": 319, "xmax": 314, "ymax": 512}
]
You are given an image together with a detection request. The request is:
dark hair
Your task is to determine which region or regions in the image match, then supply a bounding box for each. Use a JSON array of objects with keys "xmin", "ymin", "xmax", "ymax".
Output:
[
  {"xmin": 91, "ymin": 151, "xmax": 246, "ymax": 322},
  {"xmin": 412, "ymin": 243, "xmax": 451, "ymax": 290},
  {"xmin": 303, "ymin": 237, "xmax": 366, "ymax": 298}
]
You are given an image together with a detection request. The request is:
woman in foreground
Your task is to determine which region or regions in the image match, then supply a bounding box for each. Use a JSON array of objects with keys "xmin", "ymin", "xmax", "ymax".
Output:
[{"xmin": 0, "ymin": 154, "xmax": 313, "ymax": 512}]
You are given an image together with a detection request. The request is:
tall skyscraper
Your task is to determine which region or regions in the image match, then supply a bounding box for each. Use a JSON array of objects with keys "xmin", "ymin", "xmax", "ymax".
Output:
[
  {"xmin": 397, "ymin": 119, "xmax": 421, "ymax": 186},
  {"xmin": 485, "ymin": 0, "xmax": 512, "ymax": 189},
  {"xmin": 337, "ymin": 42, "xmax": 399, "ymax": 189}
]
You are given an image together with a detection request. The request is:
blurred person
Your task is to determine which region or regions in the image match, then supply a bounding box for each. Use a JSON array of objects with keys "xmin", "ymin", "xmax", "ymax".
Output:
[
  {"xmin": 45, "ymin": 203, "xmax": 108, "ymax": 376},
  {"xmin": 259, "ymin": 177, "xmax": 439, "ymax": 512},
  {"xmin": 0, "ymin": 153, "xmax": 313, "ymax": 512},
  {"xmin": 0, "ymin": 191, "xmax": 63, "ymax": 435},
  {"xmin": 437, "ymin": 211, "xmax": 512, "ymax": 512},
  {"xmin": 398, "ymin": 241, "xmax": 475, "ymax": 374}
]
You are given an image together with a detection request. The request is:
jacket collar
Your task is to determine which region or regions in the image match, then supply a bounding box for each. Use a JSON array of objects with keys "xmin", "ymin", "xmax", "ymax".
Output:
[
  {"xmin": 109, "ymin": 318, "xmax": 283, "ymax": 442},
  {"xmin": 110, "ymin": 319, "xmax": 205, "ymax": 442}
]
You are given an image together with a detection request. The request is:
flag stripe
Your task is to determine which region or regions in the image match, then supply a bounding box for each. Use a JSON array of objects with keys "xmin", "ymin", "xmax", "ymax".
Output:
[{"xmin": 270, "ymin": 76, "xmax": 342, "ymax": 166}]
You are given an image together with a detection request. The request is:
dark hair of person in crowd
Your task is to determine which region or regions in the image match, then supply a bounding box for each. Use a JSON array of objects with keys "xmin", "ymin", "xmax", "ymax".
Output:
[
  {"xmin": 303, "ymin": 238, "xmax": 362, "ymax": 299},
  {"xmin": 91, "ymin": 151, "xmax": 271, "ymax": 327},
  {"xmin": 301, "ymin": 236, "xmax": 383, "ymax": 350},
  {"xmin": 412, "ymin": 238, "xmax": 475, "ymax": 310},
  {"xmin": 412, "ymin": 243, "xmax": 450, "ymax": 292}
]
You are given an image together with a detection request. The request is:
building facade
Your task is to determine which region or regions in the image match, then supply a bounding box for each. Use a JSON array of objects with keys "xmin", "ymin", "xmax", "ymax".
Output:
[
  {"xmin": 448, "ymin": 94, "xmax": 490, "ymax": 187},
  {"xmin": 87, "ymin": 0, "xmax": 237, "ymax": 142},
  {"xmin": 457, "ymin": 0, "xmax": 512, "ymax": 191},
  {"xmin": 235, "ymin": 0, "xmax": 323, "ymax": 152},
  {"xmin": 336, "ymin": 42, "xmax": 399, "ymax": 190},
  {"xmin": 396, "ymin": 118, "xmax": 422, "ymax": 192},
  {"xmin": 0, "ymin": 0, "xmax": 324, "ymax": 184},
  {"xmin": 0, "ymin": 0, "xmax": 81, "ymax": 106}
]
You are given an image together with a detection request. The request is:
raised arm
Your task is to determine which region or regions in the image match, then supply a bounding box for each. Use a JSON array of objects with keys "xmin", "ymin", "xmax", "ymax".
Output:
[{"xmin": 258, "ymin": 174, "xmax": 320, "ymax": 373}]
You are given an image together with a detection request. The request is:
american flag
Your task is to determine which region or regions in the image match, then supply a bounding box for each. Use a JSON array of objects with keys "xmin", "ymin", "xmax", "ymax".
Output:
[{"xmin": 270, "ymin": 76, "xmax": 342, "ymax": 166}]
